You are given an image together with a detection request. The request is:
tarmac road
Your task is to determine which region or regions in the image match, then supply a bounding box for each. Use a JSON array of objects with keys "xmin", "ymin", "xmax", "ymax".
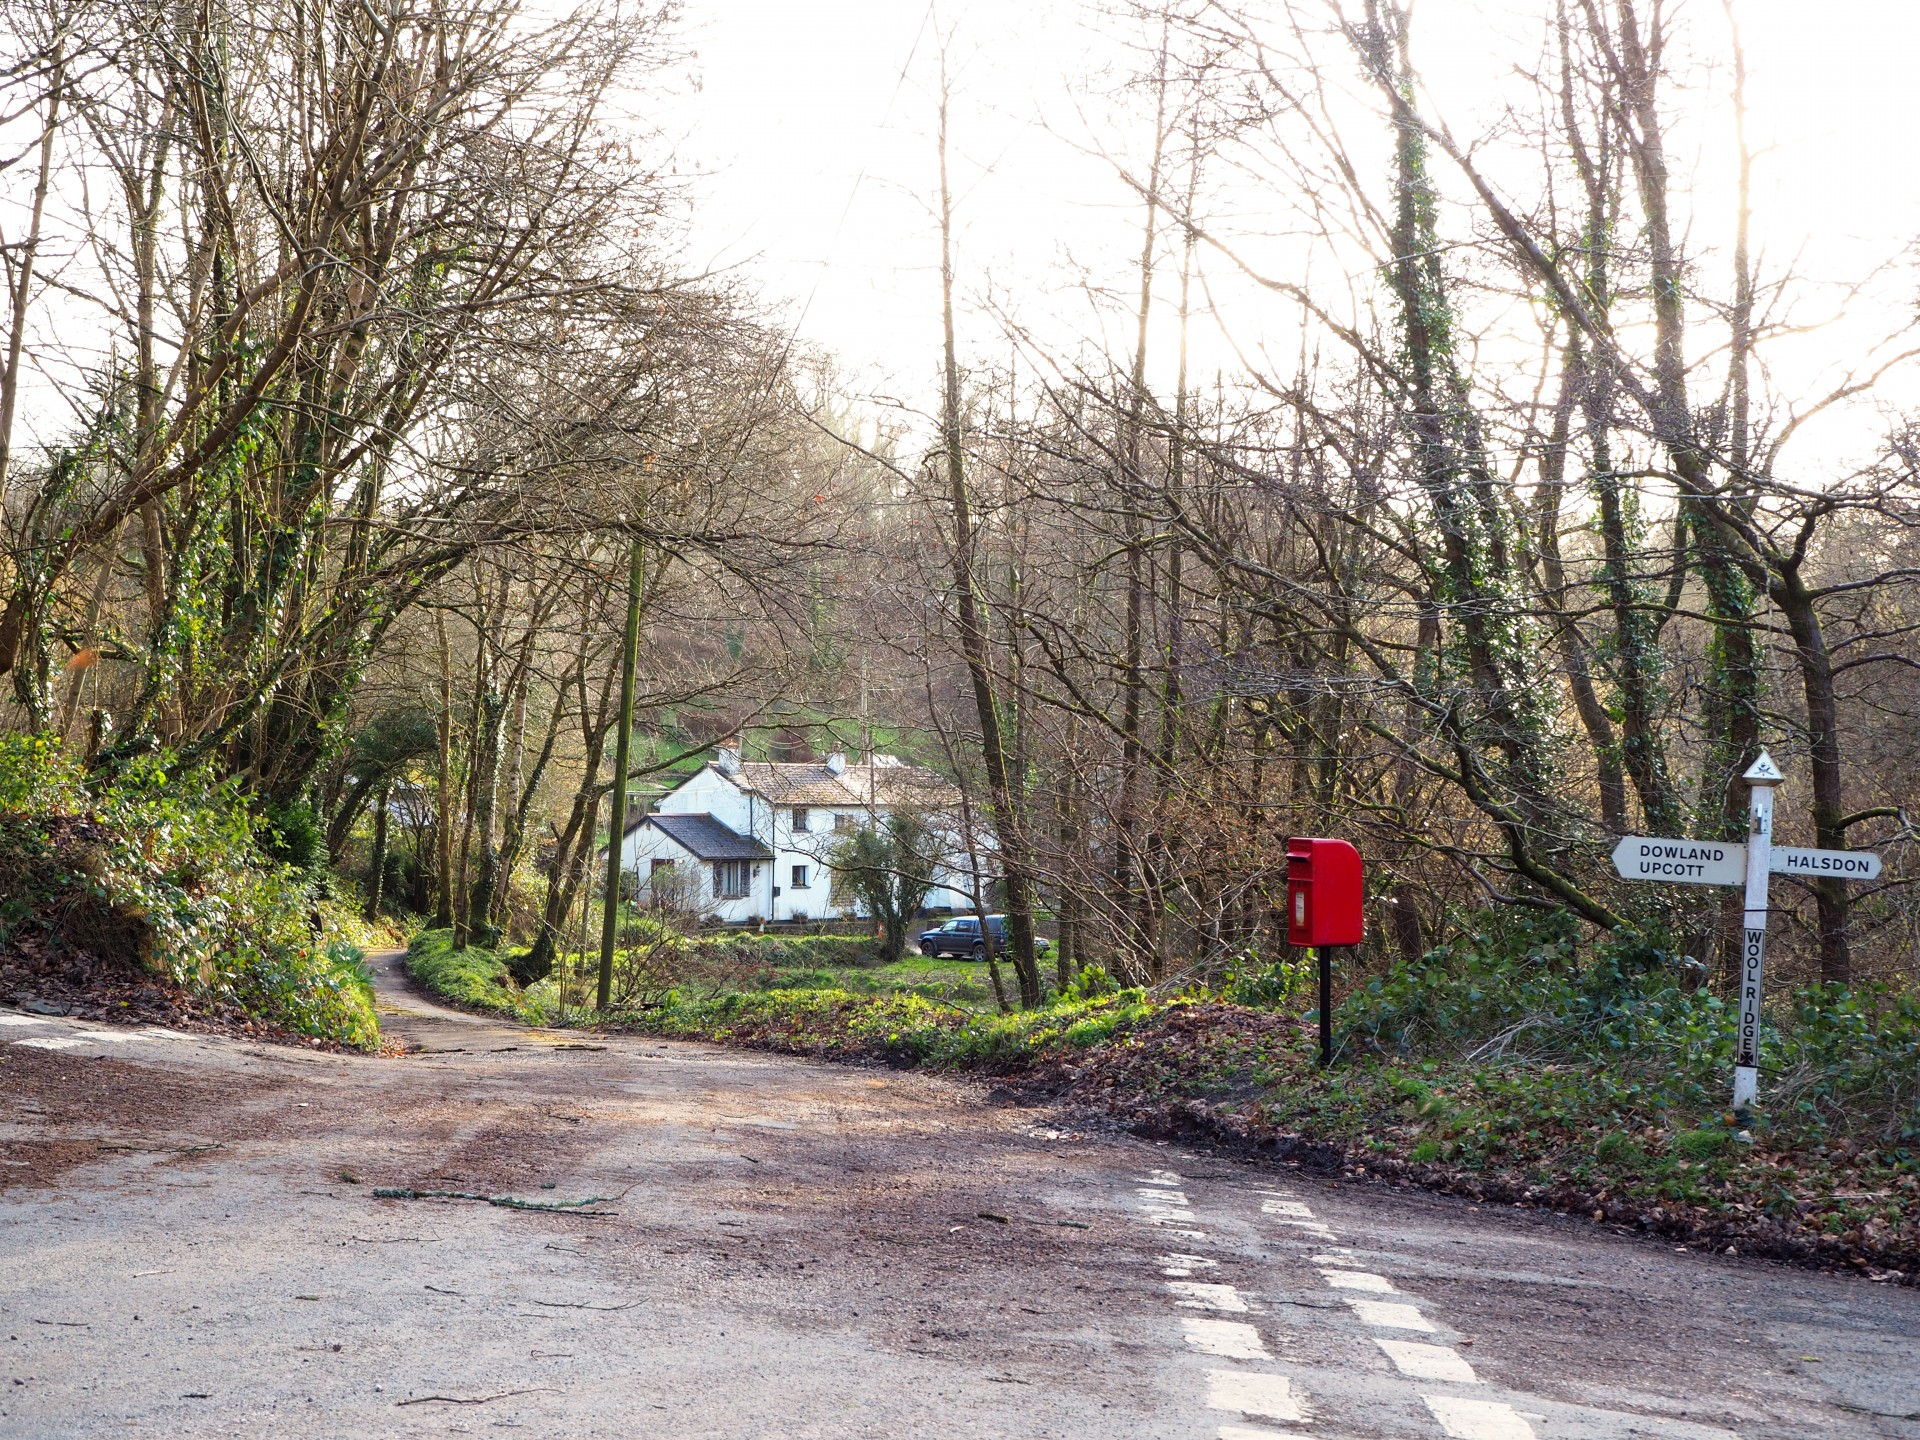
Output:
[{"xmin": 1, "ymin": 949, "xmax": 1916, "ymax": 1439}]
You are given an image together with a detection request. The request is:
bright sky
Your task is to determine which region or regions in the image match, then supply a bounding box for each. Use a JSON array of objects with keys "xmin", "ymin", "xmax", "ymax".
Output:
[{"xmin": 670, "ymin": 1, "xmax": 1920, "ymax": 465}]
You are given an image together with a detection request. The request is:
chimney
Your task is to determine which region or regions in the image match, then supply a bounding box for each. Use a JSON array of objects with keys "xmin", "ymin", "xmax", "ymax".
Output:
[
  {"xmin": 715, "ymin": 739, "xmax": 741, "ymax": 775},
  {"xmin": 825, "ymin": 750, "xmax": 847, "ymax": 775}
]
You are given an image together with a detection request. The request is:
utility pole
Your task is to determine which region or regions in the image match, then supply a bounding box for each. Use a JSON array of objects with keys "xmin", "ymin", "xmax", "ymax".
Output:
[{"xmin": 597, "ymin": 530, "xmax": 645, "ymax": 1012}]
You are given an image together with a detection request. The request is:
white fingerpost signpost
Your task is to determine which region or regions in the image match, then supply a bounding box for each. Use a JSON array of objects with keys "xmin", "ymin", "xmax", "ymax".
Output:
[
  {"xmin": 1732, "ymin": 752, "xmax": 1782, "ymax": 1114},
  {"xmin": 1608, "ymin": 749, "xmax": 1881, "ymax": 1118}
]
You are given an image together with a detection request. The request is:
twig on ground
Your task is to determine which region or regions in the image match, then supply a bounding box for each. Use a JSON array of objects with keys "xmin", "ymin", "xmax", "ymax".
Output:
[
  {"xmin": 372, "ymin": 1186, "xmax": 622, "ymax": 1214},
  {"xmin": 395, "ymin": 1388, "xmax": 556, "ymax": 1407}
]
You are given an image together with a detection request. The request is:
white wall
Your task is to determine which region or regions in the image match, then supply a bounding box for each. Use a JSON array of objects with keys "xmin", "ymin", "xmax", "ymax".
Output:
[
  {"xmin": 768, "ymin": 805, "xmax": 849, "ymax": 922},
  {"xmin": 613, "ymin": 821, "xmax": 764, "ymax": 926},
  {"xmin": 657, "ymin": 766, "xmax": 754, "ymax": 832}
]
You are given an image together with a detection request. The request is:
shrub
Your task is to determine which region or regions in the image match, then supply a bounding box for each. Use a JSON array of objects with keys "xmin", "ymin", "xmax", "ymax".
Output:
[
  {"xmin": 1219, "ymin": 949, "xmax": 1313, "ymax": 1011},
  {"xmin": 259, "ymin": 799, "xmax": 327, "ymax": 883},
  {"xmin": 1339, "ymin": 906, "xmax": 1920, "ymax": 1148},
  {"xmin": 1594, "ymin": 1132, "xmax": 1648, "ymax": 1171},
  {"xmin": 409, "ymin": 929, "xmax": 549, "ymax": 1023},
  {"xmin": 0, "ymin": 736, "xmax": 379, "ymax": 1048},
  {"xmin": 1340, "ymin": 912, "xmax": 1702, "ymax": 1062},
  {"xmin": 1062, "ymin": 963, "xmax": 1122, "ymax": 1003},
  {"xmin": 693, "ymin": 932, "xmax": 886, "ymax": 970}
]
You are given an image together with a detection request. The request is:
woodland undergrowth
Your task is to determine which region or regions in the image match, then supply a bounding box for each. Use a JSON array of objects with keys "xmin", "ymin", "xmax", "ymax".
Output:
[{"xmin": 0, "ymin": 736, "xmax": 380, "ymax": 1048}]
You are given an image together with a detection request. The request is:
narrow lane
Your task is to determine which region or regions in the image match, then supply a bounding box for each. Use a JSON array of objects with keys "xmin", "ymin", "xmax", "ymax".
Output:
[{"xmin": 1, "ymin": 953, "xmax": 1914, "ymax": 1438}]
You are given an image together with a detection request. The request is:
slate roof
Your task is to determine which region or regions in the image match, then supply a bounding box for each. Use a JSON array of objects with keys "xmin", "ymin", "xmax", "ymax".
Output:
[
  {"xmin": 632, "ymin": 812, "xmax": 771, "ymax": 861},
  {"xmin": 733, "ymin": 755, "xmax": 959, "ymax": 808}
]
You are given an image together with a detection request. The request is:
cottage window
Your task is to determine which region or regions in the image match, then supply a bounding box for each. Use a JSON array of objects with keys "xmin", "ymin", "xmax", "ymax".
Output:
[
  {"xmin": 791, "ymin": 806, "xmax": 810, "ymax": 831},
  {"xmin": 792, "ymin": 865, "xmax": 810, "ymax": 890},
  {"xmin": 831, "ymin": 812, "xmax": 849, "ymax": 831},
  {"xmin": 714, "ymin": 860, "xmax": 752, "ymax": 899}
]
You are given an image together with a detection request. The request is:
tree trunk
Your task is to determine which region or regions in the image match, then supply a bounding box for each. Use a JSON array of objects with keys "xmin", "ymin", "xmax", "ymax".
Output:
[
  {"xmin": 1776, "ymin": 578, "xmax": 1851, "ymax": 985},
  {"xmin": 936, "ymin": 67, "xmax": 1041, "ymax": 1007},
  {"xmin": 366, "ymin": 783, "xmax": 391, "ymax": 921},
  {"xmin": 433, "ymin": 611, "xmax": 456, "ymax": 930}
]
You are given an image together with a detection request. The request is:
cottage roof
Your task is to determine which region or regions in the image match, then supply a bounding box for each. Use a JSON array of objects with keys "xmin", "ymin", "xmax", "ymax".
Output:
[
  {"xmin": 733, "ymin": 755, "xmax": 959, "ymax": 808},
  {"xmin": 634, "ymin": 812, "xmax": 772, "ymax": 861}
]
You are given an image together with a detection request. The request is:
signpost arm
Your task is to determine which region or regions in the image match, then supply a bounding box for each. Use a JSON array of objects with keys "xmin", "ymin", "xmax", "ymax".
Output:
[{"xmin": 1733, "ymin": 753, "xmax": 1783, "ymax": 1116}]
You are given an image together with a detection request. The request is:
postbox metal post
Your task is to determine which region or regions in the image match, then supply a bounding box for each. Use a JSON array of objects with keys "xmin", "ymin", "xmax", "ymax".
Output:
[{"xmin": 1317, "ymin": 946, "xmax": 1332, "ymax": 1069}]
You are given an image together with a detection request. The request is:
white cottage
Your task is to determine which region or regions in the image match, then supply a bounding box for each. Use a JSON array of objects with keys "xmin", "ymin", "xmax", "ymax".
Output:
[{"xmin": 610, "ymin": 743, "xmax": 979, "ymax": 924}]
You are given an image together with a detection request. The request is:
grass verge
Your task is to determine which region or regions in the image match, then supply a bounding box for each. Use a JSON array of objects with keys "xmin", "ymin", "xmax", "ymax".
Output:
[{"xmin": 405, "ymin": 930, "xmax": 549, "ymax": 1023}]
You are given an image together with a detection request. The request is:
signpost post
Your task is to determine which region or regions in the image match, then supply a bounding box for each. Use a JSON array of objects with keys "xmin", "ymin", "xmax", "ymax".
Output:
[
  {"xmin": 1733, "ymin": 753, "xmax": 1782, "ymax": 1114},
  {"xmin": 1608, "ymin": 750, "xmax": 1880, "ymax": 1118}
]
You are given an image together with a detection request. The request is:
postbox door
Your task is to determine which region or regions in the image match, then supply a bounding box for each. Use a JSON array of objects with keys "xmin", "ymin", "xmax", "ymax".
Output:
[
  {"xmin": 1286, "ymin": 839, "xmax": 1314, "ymax": 947},
  {"xmin": 1307, "ymin": 838, "xmax": 1363, "ymax": 947}
]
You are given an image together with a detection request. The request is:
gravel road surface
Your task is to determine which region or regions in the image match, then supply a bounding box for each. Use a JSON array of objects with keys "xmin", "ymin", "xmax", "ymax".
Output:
[{"xmin": 2, "ymin": 950, "xmax": 1915, "ymax": 1439}]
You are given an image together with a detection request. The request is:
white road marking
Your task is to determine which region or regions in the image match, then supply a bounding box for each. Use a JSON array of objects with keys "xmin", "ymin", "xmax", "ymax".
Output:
[
  {"xmin": 72, "ymin": 1030, "xmax": 136, "ymax": 1043},
  {"xmin": 1168, "ymin": 1281, "xmax": 1249, "ymax": 1312},
  {"xmin": 1378, "ymin": 1338, "xmax": 1479, "ymax": 1383},
  {"xmin": 1206, "ymin": 1369, "xmax": 1305, "ymax": 1422},
  {"xmin": 1161, "ymin": 1252, "xmax": 1218, "ymax": 1277},
  {"xmin": 1139, "ymin": 1187, "xmax": 1191, "ymax": 1205},
  {"xmin": 1424, "ymin": 1395, "xmax": 1537, "ymax": 1439},
  {"xmin": 1321, "ymin": 1268, "xmax": 1395, "ymax": 1293},
  {"xmin": 1310, "ymin": 1250, "xmax": 1361, "ymax": 1266},
  {"xmin": 1141, "ymin": 1170, "xmax": 1183, "ymax": 1186},
  {"xmin": 14, "ymin": 1036, "xmax": 85, "ymax": 1050},
  {"xmin": 1261, "ymin": 1199, "xmax": 1315, "ymax": 1217},
  {"xmin": 1182, "ymin": 1317, "xmax": 1271, "ymax": 1360},
  {"xmin": 142, "ymin": 1028, "xmax": 194, "ymax": 1040},
  {"xmin": 0, "ymin": 1014, "xmax": 47, "ymax": 1026},
  {"xmin": 1217, "ymin": 1428, "xmax": 1311, "ymax": 1440},
  {"xmin": 1275, "ymin": 1220, "xmax": 1338, "ymax": 1239},
  {"xmin": 1345, "ymin": 1298, "xmax": 1435, "ymax": 1332}
]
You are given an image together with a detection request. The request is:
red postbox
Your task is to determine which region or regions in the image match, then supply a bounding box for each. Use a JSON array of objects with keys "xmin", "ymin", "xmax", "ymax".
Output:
[{"xmin": 1287, "ymin": 837, "xmax": 1364, "ymax": 948}]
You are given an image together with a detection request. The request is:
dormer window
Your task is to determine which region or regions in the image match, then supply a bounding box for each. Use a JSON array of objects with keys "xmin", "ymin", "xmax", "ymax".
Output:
[{"xmin": 791, "ymin": 806, "xmax": 809, "ymax": 831}]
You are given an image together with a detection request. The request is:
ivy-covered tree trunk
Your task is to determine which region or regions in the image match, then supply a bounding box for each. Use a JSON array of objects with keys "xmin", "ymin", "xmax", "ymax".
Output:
[
  {"xmin": 1361, "ymin": 1, "xmax": 1563, "ymax": 883},
  {"xmin": 464, "ymin": 684, "xmax": 506, "ymax": 946},
  {"xmin": 366, "ymin": 783, "xmax": 391, "ymax": 921}
]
